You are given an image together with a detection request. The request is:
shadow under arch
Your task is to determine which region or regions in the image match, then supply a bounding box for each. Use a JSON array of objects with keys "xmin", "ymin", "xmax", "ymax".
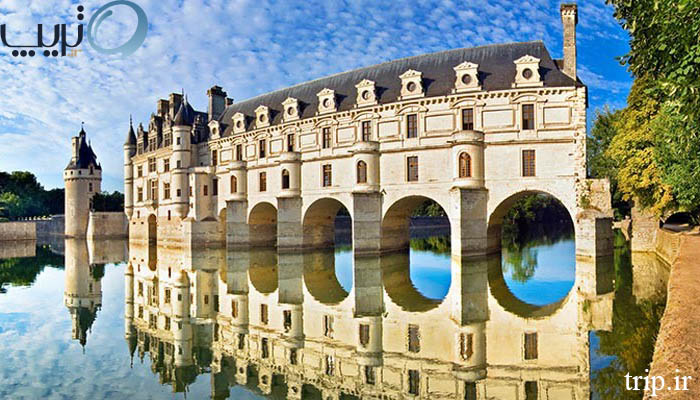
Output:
[
  {"xmin": 303, "ymin": 249, "xmax": 349, "ymax": 305},
  {"xmin": 248, "ymin": 248, "xmax": 278, "ymax": 294},
  {"xmin": 218, "ymin": 207, "xmax": 227, "ymax": 243},
  {"xmin": 248, "ymin": 201, "xmax": 278, "ymax": 247},
  {"xmin": 381, "ymin": 251, "xmax": 443, "ymax": 312},
  {"xmin": 381, "ymin": 195, "xmax": 450, "ymax": 253},
  {"xmin": 302, "ymin": 197, "xmax": 351, "ymax": 250},
  {"xmin": 486, "ymin": 254, "xmax": 568, "ymax": 318},
  {"xmin": 487, "ymin": 189, "xmax": 575, "ymax": 254}
]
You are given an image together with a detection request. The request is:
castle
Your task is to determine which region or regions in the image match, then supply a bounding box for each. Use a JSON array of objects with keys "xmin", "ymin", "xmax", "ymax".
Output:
[
  {"xmin": 123, "ymin": 4, "xmax": 612, "ymax": 259},
  {"xmin": 64, "ymin": 126, "xmax": 101, "ymax": 238}
]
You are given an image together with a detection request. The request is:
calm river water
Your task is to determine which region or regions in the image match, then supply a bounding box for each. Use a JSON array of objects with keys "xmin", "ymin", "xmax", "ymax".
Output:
[{"xmin": 0, "ymin": 228, "xmax": 667, "ymax": 399}]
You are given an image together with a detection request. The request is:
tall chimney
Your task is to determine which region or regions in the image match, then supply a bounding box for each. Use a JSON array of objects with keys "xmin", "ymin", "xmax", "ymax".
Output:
[
  {"xmin": 560, "ymin": 3, "xmax": 578, "ymax": 80},
  {"xmin": 207, "ymin": 86, "xmax": 227, "ymax": 122},
  {"xmin": 71, "ymin": 137, "xmax": 79, "ymax": 163}
]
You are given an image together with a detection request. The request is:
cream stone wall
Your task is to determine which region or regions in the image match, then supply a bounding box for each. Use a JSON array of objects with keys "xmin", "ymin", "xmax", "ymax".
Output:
[{"xmin": 0, "ymin": 221, "xmax": 36, "ymax": 241}]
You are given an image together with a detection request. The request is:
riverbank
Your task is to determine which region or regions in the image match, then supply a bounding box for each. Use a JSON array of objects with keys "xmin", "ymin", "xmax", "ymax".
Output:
[{"xmin": 644, "ymin": 231, "xmax": 700, "ymax": 399}]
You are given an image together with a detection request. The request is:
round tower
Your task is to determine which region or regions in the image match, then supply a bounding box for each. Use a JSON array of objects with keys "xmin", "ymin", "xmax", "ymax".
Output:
[
  {"xmin": 64, "ymin": 239, "xmax": 102, "ymax": 347},
  {"xmin": 171, "ymin": 102, "xmax": 193, "ymax": 218},
  {"xmin": 64, "ymin": 125, "xmax": 102, "ymax": 238},
  {"xmin": 124, "ymin": 118, "xmax": 137, "ymax": 218}
]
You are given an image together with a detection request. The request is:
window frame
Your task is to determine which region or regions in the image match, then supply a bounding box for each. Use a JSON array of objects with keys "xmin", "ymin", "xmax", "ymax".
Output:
[
  {"xmin": 522, "ymin": 104, "xmax": 535, "ymax": 130},
  {"xmin": 459, "ymin": 152, "xmax": 472, "ymax": 178},
  {"xmin": 361, "ymin": 120, "xmax": 372, "ymax": 141},
  {"xmin": 522, "ymin": 149, "xmax": 536, "ymax": 177},
  {"xmin": 462, "ymin": 108, "xmax": 474, "ymax": 131},
  {"xmin": 259, "ymin": 171, "xmax": 267, "ymax": 192},
  {"xmin": 322, "ymin": 127, "xmax": 332, "ymax": 149},
  {"xmin": 406, "ymin": 113, "xmax": 418, "ymax": 138},
  {"xmin": 322, "ymin": 164, "xmax": 332, "ymax": 187},
  {"xmin": 407, "ymin": 156, "xmax": 419, "ymax": 182}
]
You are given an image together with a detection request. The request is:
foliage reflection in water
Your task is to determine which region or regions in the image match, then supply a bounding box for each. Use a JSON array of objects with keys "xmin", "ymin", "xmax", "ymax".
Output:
[{"xmin": 0, "ymin": 228, "xmax": 667, "ymax": 400}]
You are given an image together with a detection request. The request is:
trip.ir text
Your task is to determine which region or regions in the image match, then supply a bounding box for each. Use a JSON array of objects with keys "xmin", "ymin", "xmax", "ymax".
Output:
[{"xmin": 625, "ymin": 370, "xmax": 692, "ymax": 397}]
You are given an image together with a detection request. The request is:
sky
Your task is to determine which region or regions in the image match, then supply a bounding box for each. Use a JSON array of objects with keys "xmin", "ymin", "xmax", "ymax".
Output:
[{"xmin": 0, "ymin": 0, "xmax": 633, "ymax": 192}]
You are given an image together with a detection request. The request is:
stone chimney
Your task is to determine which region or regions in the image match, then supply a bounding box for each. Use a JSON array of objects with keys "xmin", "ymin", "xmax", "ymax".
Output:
[
  {"xmin": 157, "ymin": 99, "xmax": 169, "ymax": 118},
  {"xmin": 225, "ymin": 97, "xmax": 234, "ymax": 107},
  {"xmin": 71, "ymin": 137, "xmax": 79, "ymax": 163},
  {"xmin": 561, "ymin": 3, "xmax": 578, "ymax": 80},
  {"xmin": 169, "ymin": 93, "xmax": 183, "ymax": 120},
  {"xmin": 207, "ymin": 86, "xmax": 227, "ymax": 121}
]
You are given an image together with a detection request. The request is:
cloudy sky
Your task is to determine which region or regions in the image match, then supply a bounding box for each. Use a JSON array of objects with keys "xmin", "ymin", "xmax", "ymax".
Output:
[{"xmin": 0, "ymin": 0, "xmax": 632, "ymax": 192}]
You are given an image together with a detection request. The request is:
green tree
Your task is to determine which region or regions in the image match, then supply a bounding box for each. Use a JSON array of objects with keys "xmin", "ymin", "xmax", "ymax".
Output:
[{"xmin": 90, "ymin": 191, "xmax": 124, "ymax": 212}]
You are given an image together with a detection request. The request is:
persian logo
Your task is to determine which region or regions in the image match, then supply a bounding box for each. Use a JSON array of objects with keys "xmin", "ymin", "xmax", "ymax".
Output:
[{"xmin": 0, "ymin": 2, "xmax": 148, "ymax": 58}]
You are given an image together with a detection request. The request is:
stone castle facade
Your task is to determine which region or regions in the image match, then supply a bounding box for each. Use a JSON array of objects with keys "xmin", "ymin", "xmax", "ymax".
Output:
[{"xmin": 124, "ymin": 4, "xmax": 612, "ymax": 258}]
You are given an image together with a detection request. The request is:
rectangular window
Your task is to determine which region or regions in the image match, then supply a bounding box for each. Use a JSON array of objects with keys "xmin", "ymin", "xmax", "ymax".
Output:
[
  {"xmin": 176, "ymin": 137, "xmax": 181, "ymax": 145},
  {"xmin": 283, "ymin": 310, "xmax": 292, "ymax": 332},
  {"xmin": 149, "ymin": 137, "xmax": 156, "ymax": 151},
  {"xmin": 365, "ymin": 366, "xmax": 376, "ymax": 385},
  {"xmin": 324, "ymin": 315, "xmax": 334, "ymax": 338},
  {"xmin": 465, "ymin": 382, "xmax": 477, "ymax": 400},
  {"xmin": 322, "ymin": 127, "xmax": 332, "ymax": 148},
  {"xmin": 260, "ymin": 304, "xmax": 268, "ymax": 325},
  {"xmin": 212, "ymin": 178, "xmax": 218, "ymax": 196},
  {"xmin": 163, "ymin": 158, "xmax": 170, "ymax": 172},
  {"xmin": 460, "ymin": 333, "xmax": 474, "ymax": 360},
  {"xmin": 522, "ymin": 104, "xmax": 535, "ymax": 130},
  {"xmin": 406, "ymin": 114, "xmax": 418, "ymax": 138},
  {"xmin": 325, "ymin": 355, "xmax": 335, "ymax": 376},
  {"xmin": 164, "ymin": 133, "xmax": 172, "ymax": 147},
  {"xmin": 137, "ymin": 187, "xmax": 143, "ymax": 202},
  {"xmin": 213, "ymin": 295, "xmax": 219, "ymax": 312},
  {"xmin": 525, "ymin": 381, "xmax": 538, "ymax": 400},
  {"xmin": 236, "ymin": 144, "xmax": 243, "ymax": 161},
  {"xmin": 203, "ymin": 185, "xmax": 208, "ymax": 196},
  {"xmin": 287, "ymin": 134, "xmax": 294, "ymax": 152},
  {"xmin": 408, "ymin": 370, "xmax": 420, "ymax": 395},
  {"xmin": 408, "ymin": 324, "xmax": 420, "ymax": 353},
  {"xmin": 176, "ymin": 188, "xmax": 181, "ymax": 197},
  {"xmin": 462, "ymin": 108, "xmax": 474, "ymax": 131},
  {"xmin": 322, "ymin": 164, "xmax": 332, "ymax": 187},
  {"xmin": 212, "ymin": 150, "xmax": 218, "ymax": 166},
  {"xmin": 176, "ymin": 160, "xmax": 181, "ymax": 169},
  {"xmin": 524, "ymin": 332, "xmax": 538, "ymax": 360},
  {"xmin": 138, "ymin": 281, "xmax": 143, "ymax": 296},
  {"xmin": 204, "ymin": 294, "xmax": 209, "ymax": 305},
  {"xmin": 148, "ymin": 157, "xmax": 156, "ymax": 173},
  {"xmin": 137, "ymin": 166, "xmax": 143, "ymax": 177},
  {"xmin": 359, "ymin": 324, "xmax": 370, "ymax": 347},
  {"xmin": 238, "ymin": 334, "xmax": 245, "ymax": 350},
  {"xmin": 522, "ymin": 150, "xmax": 536, "ymax": 177},
  {"xmin": 149, "ymin": 180, "xmax": 157, "ymax": 201},
  {"xmin": 259, "ymin": 172, "xmax": 267, "ymax": 192},
  {"xmin": 259, "ymin": 140, "xmax": 266, "ymax": 158},
  {"xmin": 163, "ymin": 183, "xmax": 170, "ymax": 200},
  {"xmin": 164, "ymin": 316, "xmax": 171, "ymax": 331},
  {"xmin": 261, "ymin": 338, "xmax": 269, "ymax": 358},
  {"xmin": 407, "ymin": 156, "xmax": 419, "ymax": 182},
  {"xmin": 362, "ymin": 121, "xmax": 372, "ymax": 141},
  {"xmin": 88, "ymin": 183, "xmax": 93, "ymax": 192},
  {"xmin": 289, "ymin": 348, "xmax": 298, "ymax": 365},
  {"xmin": 231, "ymin": 300, "xmax": 238, "ymax": 318}
]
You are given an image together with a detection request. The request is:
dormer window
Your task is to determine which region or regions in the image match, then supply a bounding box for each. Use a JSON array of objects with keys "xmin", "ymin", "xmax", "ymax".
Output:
[
  {"xmin": 513, "ymin": 55, "xmax": 542, "ymax": 88},
  {"xmin": 232, "ymin": 112, "xmax": 246, "ymax": 134},
  {"xmin": 453, "ymin": 62, "xmax": 480, "ymax": 92},
  {"xmin": 255, "ymin": 105, "xmax": 270, "ymax": 128},
  {"xmin": 282, "ymin": 97, "xmax": 300, "ymax": 121},
  {"xmin": 355, "ymin": 79, "xmax": 377, "ymax": 107},
  {"xmin": 317, "ymin": 88, "xmax": 336, "ymax": 114},
  {"xmin": 399, "ymin": 69, "xmax": 424, "ymax": 99}
]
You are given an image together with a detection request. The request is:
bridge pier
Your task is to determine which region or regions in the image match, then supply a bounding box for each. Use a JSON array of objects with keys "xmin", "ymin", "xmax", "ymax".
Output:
[
  {"xmin": 450, "ymin": 188, "xmax": 489, "ymax": 258},
  {"xmin": 277, "ymin": 196, "xmax": 303, "ymax": 251},
  {"xmin": 354, "ymin": 254, "xmax": 384, "ymax": 317},
  {"xmin": 352, "ymin": 192, "xmax": 383, "ymax": 255},
  {"xmin": 226, "ymin": 200, "xmax": 249, "ymax": 249}
]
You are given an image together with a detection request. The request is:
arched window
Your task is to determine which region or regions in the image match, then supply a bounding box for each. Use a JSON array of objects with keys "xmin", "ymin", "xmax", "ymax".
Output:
[
  {"xmin": 357, "ymin": 160, "xmax": 367, "ymax": 184},
  {"xmin": 230, "ymin": 175, "xmax": 237, "ymax": 194},
  {"xmin": 459, "ymin": 153, "xmax": 471, "ymax": 178},
  {"xmin": 282, "ymin": 169, "xmax": 290, "ymax": 189}
]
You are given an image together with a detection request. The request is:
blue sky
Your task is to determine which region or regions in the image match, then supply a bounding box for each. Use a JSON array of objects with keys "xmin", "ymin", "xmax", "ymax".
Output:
[{"xmin": 0, "ymin": 0, "xmax": 632, "ymax": 192}]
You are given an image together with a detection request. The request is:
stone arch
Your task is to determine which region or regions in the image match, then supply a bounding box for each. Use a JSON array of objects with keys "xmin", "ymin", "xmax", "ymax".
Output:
[
  {"xmin": 302, "ymin": 197, "xmax": 352, "ymax": 249},
  {"xmin": 486, "ymin": 189, "xmax": 575, "ymax": 254},
  {"xmin": 381, "ymin": 195, "xmax": 450, "ymax": 253},
  {"xmin": 248, "ymin": 201, "xmax": 278, "ymax": 247},
  {"xmin": 303, "ymin": 249, "xmax": 349, "ymax": 304}
]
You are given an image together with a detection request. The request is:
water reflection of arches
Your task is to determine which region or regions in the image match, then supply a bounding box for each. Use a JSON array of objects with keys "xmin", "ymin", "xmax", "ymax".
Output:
[
  {"xmin": 248, "ymin": 202, "xmax": 277, "ymax": 247},
  {"xmin": 381, "ymin": 195, "xmax": 450, "ymax": 253},
  {"xmin": 486, "ymin": 255, "xmax": 568, "ymax": 318},
  {"xmin": 248, "ymin": 249, "xmax": 278, "ymax": 294},
  {"xmin": 303, "ymin": 249, "xmax": 349, "ymax": 304},
  {"xmin": 302, "ymin": 198, "xmax": 351, "ymax": 250},
  {"xmin": 486, "ymin": 190, "xmax": 575, "ymax": 254},
  {"xmin": 147, "ymin": 214, "xmax": 157, "ymax": 270},
  {"xmin": 218, "ymin": 207, "xmax": 227, "ymax": 243},
  {"xmin": 381, "ymin": 251, "xmax": 443, "ymax": 312}
]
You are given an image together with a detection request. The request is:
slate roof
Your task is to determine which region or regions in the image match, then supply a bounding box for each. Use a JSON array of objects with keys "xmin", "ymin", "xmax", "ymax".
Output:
[
  {"xmin": 218, "ymin": 41, "xmax": 579, "ymax": 135},
  {"xmin": 66, "ymin": 128, "xmax": 102, "ymax": 170},
  {"xmin": 173, "ymin": 97, "xmax": 198, "ymax": 127}
]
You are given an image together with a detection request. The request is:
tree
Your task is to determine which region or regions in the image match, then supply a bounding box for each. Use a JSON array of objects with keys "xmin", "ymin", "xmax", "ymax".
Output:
[
  {"xmin": 90, "ymin": 191, "xmax": 124, "ymax": 212},
  {"xmin": 607, "ymin": 0, "xmax": 700, "ymax": 215}
]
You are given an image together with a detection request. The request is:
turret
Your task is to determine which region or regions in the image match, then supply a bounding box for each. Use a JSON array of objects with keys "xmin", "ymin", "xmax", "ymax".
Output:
[
  {"xmin": 171, "ymin": 101, "xmax": 193, "ymax": 218},
  {"xmin": 124, "ymin": 117, "xmax": 136, "ymax": 218},
  {"xmin": 173, "ymin": 270, "xmax": 193, "ymax": 367},
  {"xmin": 64, "ymin": 125, "xmax": 102, "ymax": 238},
  {"xmin": 64, "ymin": 239, "xmax": 102, "ymax": 348},
  {"xmin": 124, "ymin": 262, "xmax": 137, "ymax": 366}
]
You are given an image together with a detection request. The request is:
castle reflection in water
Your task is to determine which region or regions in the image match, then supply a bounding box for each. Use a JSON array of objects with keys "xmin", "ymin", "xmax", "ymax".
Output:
[{"xmin": 50, "ymin": 234, "xmax": 625, "ymax": 400}]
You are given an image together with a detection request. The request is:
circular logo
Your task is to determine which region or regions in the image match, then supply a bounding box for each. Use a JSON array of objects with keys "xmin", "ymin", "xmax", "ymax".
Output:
[{"xmin": 87, "ymin": 1, "xmax": 148, "ymax": 57}]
